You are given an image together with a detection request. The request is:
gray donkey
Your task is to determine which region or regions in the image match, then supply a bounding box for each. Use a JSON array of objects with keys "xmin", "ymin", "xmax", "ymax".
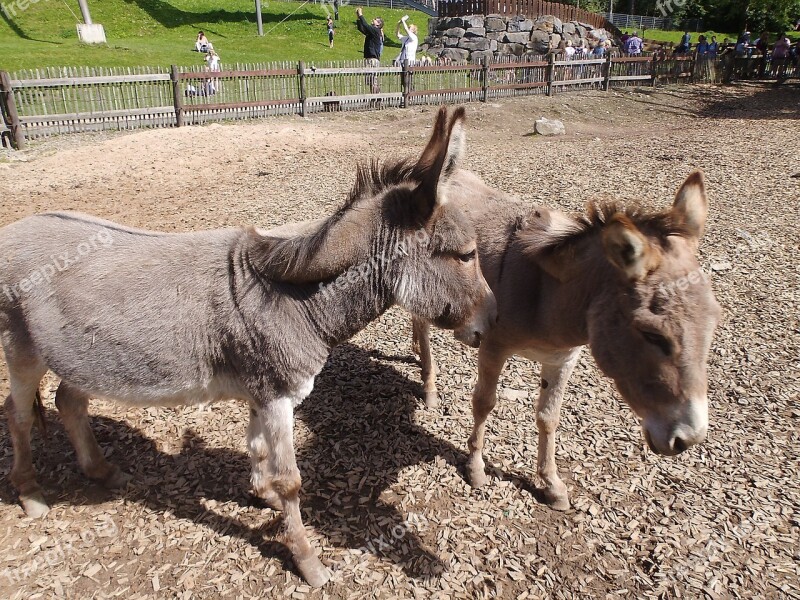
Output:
[
  {"xmin": 0, "ymin": 107, "xmax": 496, "ymax": 587},
  {"xmin": 411, "ymin": 169, "xmax": 720, "ymax": 511}
]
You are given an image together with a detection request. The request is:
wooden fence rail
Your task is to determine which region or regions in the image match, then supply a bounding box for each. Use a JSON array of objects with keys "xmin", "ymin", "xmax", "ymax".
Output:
[{"xmin": 0, "ymin": 54, "xmax": 793, "ymax": 149}]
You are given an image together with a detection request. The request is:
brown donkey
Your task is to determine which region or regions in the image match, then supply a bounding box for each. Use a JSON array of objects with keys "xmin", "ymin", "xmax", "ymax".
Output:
[
  {"xmin": 0, "ymin": 107, "xmax": 496, "ymax": 587},
  {"xmin": 412, "ymin": 170, "xmax": 721, "ymax": 510}
]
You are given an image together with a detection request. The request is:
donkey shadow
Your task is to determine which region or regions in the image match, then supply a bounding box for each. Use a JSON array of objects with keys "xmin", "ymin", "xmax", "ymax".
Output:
[{"xmin": 0, "ymin": 342, "xmax": 479, "ymax": 581}]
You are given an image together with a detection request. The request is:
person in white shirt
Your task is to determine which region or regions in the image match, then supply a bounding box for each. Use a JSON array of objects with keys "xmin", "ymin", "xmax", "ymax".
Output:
[
  {"xmin": 205, "ymin": 50, "xmax": 221, "ymax": 72},
  {"xmin": 563, "ymin": 40, "xmax": 576, "ymax": 59},
  {"xmin": 395, "ymin": 15, "xmax": 418, "ymax": 66}
]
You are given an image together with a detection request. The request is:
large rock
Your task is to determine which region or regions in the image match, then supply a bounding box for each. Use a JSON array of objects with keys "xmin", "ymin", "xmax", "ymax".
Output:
[
  {"xmin": 464, "ymin": 27, "xmax": 486, "ymax": 37},
  {"xmin": 486, "ymin": 31, "xmax": 505, "ymax": 41},
  {"xmin": 553, "ymin": 17, "xmax": 563, "ymax": 34},
  {"xmin": 503, "ymin": 31, "xmax": 530, "ymax": 44},
  {"xmin": 550, "ymin": 33, "xmax": 562, "ymax": 49},
  {"xmin": 562, "ymin": 22, "xmax": 576, "ymax": 35},
  {"xmin": 440, "ymin": 48, "xmax": 469, "ymax": 62},
  {"xmin": 463, "ymin": 15, "xmax": 485, "ymax": 28},
  {"xmin": 437, "ymin": 17, "xmax": 464, "ymax": 30},
  {"xmin": 507, "ymin": 17, "xmax": 534, "ymax": 32},
  {"xmin": 458, "ymin": 37, "xmax": 491, "ymax": 51},
  {"xmin": 490, "ymin": 39, "xmax": 498, "ymax": 52},
  {"xmin": 534, "ymin": 16, "xmax": 555, "ymax": 33},
  {"xmin": 486, "ymin": 16, "xmax": 506, "ymax": 32},
  {"xmin": 529, "ymin": 29, "xmax": 550, "ymax": 54},
  {"xmin": 444, "ymin": 36, "xmax": 461, "ymax": 47},
  {"xmin": 534, "ymin": 117, "xmax": 565, "ymax": 136},
  {"xmin": 497, "ymin": 42, "xmax": 525, "ymax": 56},
  {"xmin": 445, "ymin": 27, "xmax": 466, "ymax": 38}
]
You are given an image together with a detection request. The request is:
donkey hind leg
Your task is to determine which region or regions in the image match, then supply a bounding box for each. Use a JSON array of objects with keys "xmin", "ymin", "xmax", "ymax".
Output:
[
  {"xmin": 251, "ymin": 397, "xmax": 330, "ymax": 588},
  {"xmin": 247, "ymin": 408, "xmax": 281, "ymax": 510},
  {"xmin": 466, "ymin": 346, "xmax": 507, "ymax": 488},
  {"xmin": 5, "ymin": 358, "xmax": 49, "ymax": 518},
  {"xmin": 54, "ymin": 382, "xmax": 130, "ymax": 489},
  {"xmin": 536, "ymin": 349, "xmax": 581, "ymax": 512},
  {"xmin": 412, "ymin": 318, "xmax": 439, "ymax": 409}
]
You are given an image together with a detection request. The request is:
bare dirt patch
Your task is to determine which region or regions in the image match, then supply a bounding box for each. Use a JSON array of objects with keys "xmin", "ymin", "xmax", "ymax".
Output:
[{"xmin": 0, "ymin": 84, "xmax": 798, "ymax": 599}]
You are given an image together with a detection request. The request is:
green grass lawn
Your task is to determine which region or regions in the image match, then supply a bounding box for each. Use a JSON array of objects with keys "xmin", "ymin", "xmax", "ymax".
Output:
[{"xmin": 0, "ymin": 0, "xmax": 424, "ymax": 72}]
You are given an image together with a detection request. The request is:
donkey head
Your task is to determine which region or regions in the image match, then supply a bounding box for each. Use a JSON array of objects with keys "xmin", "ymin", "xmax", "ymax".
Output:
[
  {"xmin": 589, "ymin": 171, "xmax": 721, "ymax": 456},
  {"xmin": 389, "ymin": 107, "xmax": 497, "ymax": 347}
]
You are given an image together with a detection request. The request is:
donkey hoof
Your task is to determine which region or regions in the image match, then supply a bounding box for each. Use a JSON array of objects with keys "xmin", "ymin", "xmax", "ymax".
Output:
[
  {"xmin": 294, "ymin": 554, "xmax": 331, "ymax": 588},
  {"xmin": 101, "ymin": 466, "xmax": 132, "ymax": 489},
  {"xmin": 468, "ymin": 468, "xmax": 489, "ymax": 489},
  {"xmin": 424, "ymin": 391, "xmax": 439, "ymax": 409},
  {"xmin": 21, "ymin": 492, "xmax": 50, "ymax": 519},
  {"xmin": 541, "ymin": 489, "xmax": 570, "ymax": 511}
]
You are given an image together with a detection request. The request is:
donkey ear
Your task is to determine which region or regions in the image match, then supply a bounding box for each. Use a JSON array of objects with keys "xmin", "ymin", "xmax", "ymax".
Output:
[
  {"xmin": 413, "ymin": 107, "xmax": 467, "ymax": 219},
  {"xmin": 671, "ymin": 170, "xmax": 708, "ymax": 242},
  {"xmin": 602, "ymin": 214, "xmax": 660, "ymax": 281}
]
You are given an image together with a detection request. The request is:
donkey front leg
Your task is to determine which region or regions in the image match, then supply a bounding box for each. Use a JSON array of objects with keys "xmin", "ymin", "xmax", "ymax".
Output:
[
  {"xmin": 250, "ymin": 397, "xmax": 330, "ymax": 588},
  {"xmin": 536, "ymin": 349, "xmax": 581, "ymax": 511},
  {"xmin": 466, "ymin": 345, "xmax": 507, "ymax": 488},
  {"xmin": 412, "ymin": 318, "xmax": 439, "ymax": 408},
  {"xmin": 55, "ymin": 382, "xmax": 130, "ymax": 489}
]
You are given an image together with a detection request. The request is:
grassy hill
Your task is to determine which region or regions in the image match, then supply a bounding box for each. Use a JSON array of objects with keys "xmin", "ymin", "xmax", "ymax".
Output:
[{"xmin": 0, "ymin": 0, "xmax": 424, "ymax": 71}]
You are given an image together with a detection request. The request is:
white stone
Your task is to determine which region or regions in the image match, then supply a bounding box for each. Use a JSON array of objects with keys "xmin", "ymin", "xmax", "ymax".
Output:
[{"xmin": 534, "ymin": 117, "xmax": 566, "ymax": 136}]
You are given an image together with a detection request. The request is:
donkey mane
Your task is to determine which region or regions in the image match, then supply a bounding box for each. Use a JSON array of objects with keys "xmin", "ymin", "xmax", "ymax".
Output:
[
  {"xmin": 522, "ymin": 201, "xmax": 692, "ymax": 254},
  {"xmin": 246, "ymin": 157, "xmax": 422, "ymax": 283}
]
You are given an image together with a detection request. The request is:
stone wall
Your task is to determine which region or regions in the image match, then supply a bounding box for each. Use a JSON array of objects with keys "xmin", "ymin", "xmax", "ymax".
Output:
[{"xmin": 422, "ymin": 14, "xmax": 614, "ymax": 63}]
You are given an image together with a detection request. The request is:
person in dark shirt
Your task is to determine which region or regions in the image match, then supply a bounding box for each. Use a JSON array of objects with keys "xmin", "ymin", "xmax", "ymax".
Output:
[
  {"xmin": 356, "ymin": 7, "xmax": 384, "ymax": 63},
  {"xmin": 356, "ymin": 7, "xmax": 384, "ymax": 93}
]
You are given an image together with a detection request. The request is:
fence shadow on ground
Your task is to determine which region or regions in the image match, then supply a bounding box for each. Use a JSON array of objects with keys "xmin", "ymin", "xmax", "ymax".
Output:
[
  {"xmin": 692, "ymin": 83, "xmax": 800, "ymax": 121},
  {"xmin": 0, "ymin": 342, "xmax": 544, "ymax": 582}
]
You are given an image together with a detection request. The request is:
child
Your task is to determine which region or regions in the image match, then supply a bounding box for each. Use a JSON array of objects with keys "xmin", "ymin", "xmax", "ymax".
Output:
[{"xmin": 327, "ymin": 16, "xmax": 335, "ymax": 48}]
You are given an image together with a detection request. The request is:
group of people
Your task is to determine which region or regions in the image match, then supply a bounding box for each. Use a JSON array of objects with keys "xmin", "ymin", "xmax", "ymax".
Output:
[
  {"xmin": 560, "ymin": 38, "xmax": 613, "ymax": 58},
  {"xmin": 335, "ymin": 7, "xmax": 418, "ymax": 67},
  {"xmin": 187, "ymin": 31, "xmax": 222, "ymax": 97}
]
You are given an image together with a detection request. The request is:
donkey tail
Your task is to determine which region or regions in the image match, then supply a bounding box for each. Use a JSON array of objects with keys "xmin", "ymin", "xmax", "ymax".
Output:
[{"xmin": 33, "ymin": 389, "xmax": 47, "ymax": 436}]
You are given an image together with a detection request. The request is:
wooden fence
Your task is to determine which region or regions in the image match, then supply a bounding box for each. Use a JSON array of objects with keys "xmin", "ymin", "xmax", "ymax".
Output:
[
  {"xmin": 0, "ymin": 54, "xmax": 791, "ymax": 149},
  {"xmin": 438, "ymin": 0, "xmax": 610, "ymax": 30}
]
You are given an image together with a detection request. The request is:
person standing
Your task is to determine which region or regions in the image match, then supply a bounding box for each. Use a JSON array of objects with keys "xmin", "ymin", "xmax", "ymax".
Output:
[
  {"xmin": 333, "ymin": 0, "xmax": 339, "ymax": 20},
  {"xmin": 356, "ymin": 7, "xmax": 384, "ymax": 93},
  {"xmin": 327, "ymin": 16, "xmax": 335, "ymax": 48},
  {"xmin": 773, "ymin": 32, "xmax": 791, "ymax": 79},
  {"xmin": 394, "ymin": 15, "xmax": 418, "ymax": 66},
  {"xmin": 676, "ymin": 31, "xmax": 691, "ymax": 55},
  {"xmin": 624, "ymin": 31, "xmax": 643, "ymax": 56},
  {"xmin": 708, "ymin": 35, "xmax": 719, "ymax": 58}
]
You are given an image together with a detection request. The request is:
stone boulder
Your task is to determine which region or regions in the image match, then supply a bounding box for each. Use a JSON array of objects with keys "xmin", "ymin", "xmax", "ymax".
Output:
[
  {"xmin": 437, "ymin": 17, "xmax": 464, "ymax": 30},
  {"xmin": 503, "ymin": 32, "xmax": 530, "ymax": 44},
  {"xmin": 486, "ymin": 16, "xmax": 506, "ymax": 32},
  {"xmin": 562, "ymin": 22, "xmax": 576, "ymax": 35},
  {"xmin": 464, "ymin": 27, "xmax": 486, "ymax": 37},
  {"xmin": 458, "ymin": 37, "xmax": 491, "ymax": 51},
  {"xmin": 444, "ymin": 36, "xmax": 461, "ymax": 47},
  {"xmin": 534, "ymin": 16, "xmax": 555, "ymax": 33},
  {"xmin": 550, "ymin": 33, "xmax": 561, "ymax": 49},
  {"xmin": 507, "ymin": 17, "xmax": 534, "ymax": 32},
  {"xmin": 497, "ymin": 42, "xmax": 525, "ymax": 56},
  {"xmin": 463, "ymin": 15, "xmax": 485, "ymax": 28},
  {"xmin": 445, "ymin": 27, "xmax": 466, "ymax": 38},
  {"xmin": 534, "ymin": 117, "xmax": 565, "ymax": 136},
  {"xmin": 529, "ymin": 29, "xmax": 550, "ymax": 54}
]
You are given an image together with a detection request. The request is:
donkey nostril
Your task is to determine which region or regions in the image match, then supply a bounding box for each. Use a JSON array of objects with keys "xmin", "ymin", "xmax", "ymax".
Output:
[{"xmin": 672, "ymin": 436, "xmax": 688, "ymax": 454}]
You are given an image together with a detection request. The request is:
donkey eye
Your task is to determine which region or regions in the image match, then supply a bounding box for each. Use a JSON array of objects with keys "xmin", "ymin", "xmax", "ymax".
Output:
[
  {"xmin": 457, "ymin": 250, "xmax": 476, "ymax": 263},
  {"xmin": 641, "ymin": 331, "xmax": 672, "ymax": 356}
]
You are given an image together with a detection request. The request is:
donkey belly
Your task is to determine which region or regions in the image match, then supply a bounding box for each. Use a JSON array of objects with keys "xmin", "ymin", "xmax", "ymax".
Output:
[{"xmin": 0, "ymin": 213, "xmax": 245, "ymax": 406}]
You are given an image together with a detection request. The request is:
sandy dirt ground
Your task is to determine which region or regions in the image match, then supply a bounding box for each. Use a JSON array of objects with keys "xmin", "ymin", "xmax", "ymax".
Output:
[{"xmin": 0, "ymin": 83, "xmax": 798, "ymax": 599}]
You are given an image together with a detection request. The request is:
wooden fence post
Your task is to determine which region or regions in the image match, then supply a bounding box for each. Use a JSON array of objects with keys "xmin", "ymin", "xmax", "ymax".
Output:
[
  {"xmin": 651, "ymin": 55, "xmax": 657, "ymax": 87},
  {"xmin": 603, "ymin": 54, "xmax": 612, "ymax": 91},
  {"xmin": 689, "ymin": 51, "xmax": 697, "ymax": 83},
  {"xmin": 0, "ymin": 71, "xmax": 26, "ymax": 150},
  {"xmin": 170, "ymin": 65, "xmax": 183, "ymax": 128},
  {"xmin": 481, "ymin": 55, "xmax": 489, "ymax": 102},
  {"xmin": 401, "ymin": 60, "xmax": 410, "ymax": 108},
  {"xmin": 546, "ymin": 53, "xmax": 555, "ymax": 96},
  {"xmin": 298, "ymin": 61, "xmax": 307, "ymax": 117}
]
